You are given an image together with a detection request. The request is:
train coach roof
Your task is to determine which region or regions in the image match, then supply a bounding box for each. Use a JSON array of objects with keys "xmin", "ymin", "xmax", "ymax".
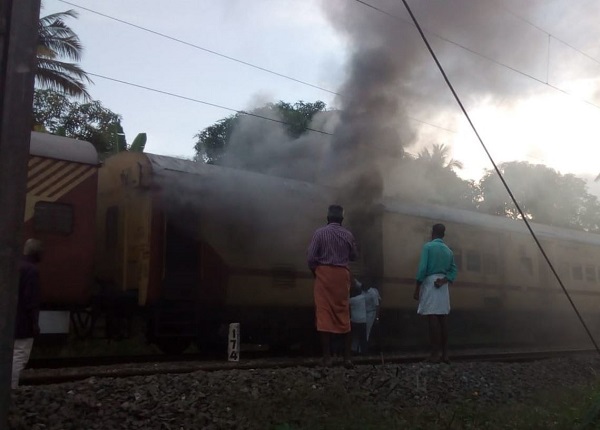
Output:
[
  {"xmin": 383, "ymin": 200, "xmax": 600, "ymax": 246},
  {"xmin": 141, "ymin": 153, "xmax": 600, "ymax": 246},
  {"xmin": 144, "ymin": 153, "xmax": 330, "ymax": 195},
  {"xmin": 30, "ymin": 132, "xmax": 98, "ymax": 165}
]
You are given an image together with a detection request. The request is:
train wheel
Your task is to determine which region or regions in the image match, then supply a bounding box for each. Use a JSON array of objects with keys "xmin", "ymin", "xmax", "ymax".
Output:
[{"xmin": 154, "ymin": 337, "xmax": 192, "ymax": 355}]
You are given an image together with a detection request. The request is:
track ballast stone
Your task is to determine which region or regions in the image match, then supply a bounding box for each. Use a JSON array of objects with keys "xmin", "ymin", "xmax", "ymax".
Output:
[{"xmin": 8, "ymin": 356, "xmax": 600, "ymax": 429}]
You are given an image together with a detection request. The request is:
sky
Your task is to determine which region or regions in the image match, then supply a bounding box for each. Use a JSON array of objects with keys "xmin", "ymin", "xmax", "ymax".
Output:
[{"xmin": 42, "ymin": 0, "xmax": 600, "ymax": 187}]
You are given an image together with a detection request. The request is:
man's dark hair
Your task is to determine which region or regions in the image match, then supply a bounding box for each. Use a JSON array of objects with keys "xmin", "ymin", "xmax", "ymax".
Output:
[
  {"xmin": 432, "ymin": 223, "xmax": 445, "ymax": 238},
  {"xmin": 327, "ymin": 204, "xmax": 344, "ymax": 224}
]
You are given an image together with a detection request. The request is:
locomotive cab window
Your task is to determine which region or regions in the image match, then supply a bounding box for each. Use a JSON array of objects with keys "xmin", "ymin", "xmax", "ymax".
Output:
[{"xmin": 34, "ymin": 202, "xmax": 73, "ymax": 235}]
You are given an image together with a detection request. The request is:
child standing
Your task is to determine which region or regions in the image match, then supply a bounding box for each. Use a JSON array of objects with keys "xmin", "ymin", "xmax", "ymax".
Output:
[
  {"xmin": 364, "ymin": 285, "xmax": 381, "ymax": 342},
  {"xmin": 349, "ymin": 281, "xmax": 368, "ymax": 355}
]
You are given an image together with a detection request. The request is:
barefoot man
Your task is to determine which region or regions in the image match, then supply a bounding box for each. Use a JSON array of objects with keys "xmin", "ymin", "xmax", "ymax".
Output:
[
  {"xmin": 307, "ymin": 205, "xmax": 358, "ymax": 368},
  {"xmin": 413, "ymin": 224, "xmax": 457, "ymax": 364}
]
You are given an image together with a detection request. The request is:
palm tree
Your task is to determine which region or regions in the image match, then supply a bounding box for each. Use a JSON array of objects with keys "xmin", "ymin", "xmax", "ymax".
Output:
[
  {"xmin": 417, "ymin": 143, "xmax": 464, "ymax": 171},
  {"xmin": 37, "ymin": 10, "xmax": 91, "ymax": 98}
]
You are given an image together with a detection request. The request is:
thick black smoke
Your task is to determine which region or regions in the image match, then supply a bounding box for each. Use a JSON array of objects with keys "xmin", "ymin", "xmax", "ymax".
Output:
[{"xmin": 320, "ymin": 0, "xmax": 557, "ymax": 202}]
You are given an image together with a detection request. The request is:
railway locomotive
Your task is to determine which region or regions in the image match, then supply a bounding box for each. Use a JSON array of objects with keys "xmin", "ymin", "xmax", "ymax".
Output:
[{"xmin": 27, "ymin": 133, "xmax": 600, "ymax": 354}]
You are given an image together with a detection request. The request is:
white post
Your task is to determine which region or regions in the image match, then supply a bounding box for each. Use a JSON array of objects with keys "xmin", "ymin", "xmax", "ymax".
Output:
[{"xmin": 228, "ymin": 323, "xmax": 240, "ymax": 362}]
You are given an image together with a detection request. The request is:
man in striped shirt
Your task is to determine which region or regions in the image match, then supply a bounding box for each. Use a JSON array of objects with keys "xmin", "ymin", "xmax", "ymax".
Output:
[{"xmin": 307, "ymin": 205, "xmax": 358, "ymax": 367}]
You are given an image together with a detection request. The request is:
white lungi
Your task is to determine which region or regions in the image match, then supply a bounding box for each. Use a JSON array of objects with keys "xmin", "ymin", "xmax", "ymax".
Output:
[
  {"xmin": 417, "ymin": 273, "xmax": 450, "ymax": 315},
  {"xmin": 12, "ymin": 338, "xmax": 34, "ymax": 389}
]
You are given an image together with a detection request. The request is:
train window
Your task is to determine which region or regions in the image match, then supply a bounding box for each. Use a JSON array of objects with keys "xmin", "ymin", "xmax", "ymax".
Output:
[
  {"xmin": 483, "ymin": 253, "xmax": 498, "ymax": 275},
  {"xmin": 559, "ymin": 263, "xmax": 570, "ymax": 281},
  {"xmin": 466, "ymin": 251, "xmax": 481, "ymax": 272},
  {"xmin": 105, "ymin": 206, "xmax": 119, "ymax": 250},
  {"xmin": 586, "ymin": 266, "xmax": 596, "ymax": 282},
  {"xmin": 520, "ymin": 257, "xmax": 533, "ymax": 276},
  {"xmin": 33, "ymin": 202, "xmax": 73, "ymax": 235},
  {"xmin": 452, "ymin": 248, "xmax": 462, "ymax": 272},
  {"xmin": 572, "ymin": 265, "xmax": 583, "ymax": 281}
]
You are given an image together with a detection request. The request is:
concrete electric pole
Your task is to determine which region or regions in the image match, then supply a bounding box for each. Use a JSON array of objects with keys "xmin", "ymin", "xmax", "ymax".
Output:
[{"xmin": 0, "ymin": 0, "xmax": 41, "ymax": 426}]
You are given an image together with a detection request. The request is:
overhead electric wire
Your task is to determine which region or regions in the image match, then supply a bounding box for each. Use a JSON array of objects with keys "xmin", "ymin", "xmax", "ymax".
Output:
[
  {"xmin": 399, "ymin": 0, "xmax": 600, "ymax": 354},
  {"xmin": 58, "ymin": 0, "xmax": 337, "ymax": 96},
  {"xmin": 349, "ymin": 0, "xmax": 600, "ymax": 112},
  {"xmin": 86, "ymin": 72, "xmax": 333, "ymax": 136},
  {"xmin": 489, "ymin": 0, "xmax": 600, "ymax": 71},
  {"xmin": 62, "ymin": 0, "xmax": 600, "ymax": 132},
  {"xmin": 58, "ymin": 0, "xmax": 459, "ymax": 135}
]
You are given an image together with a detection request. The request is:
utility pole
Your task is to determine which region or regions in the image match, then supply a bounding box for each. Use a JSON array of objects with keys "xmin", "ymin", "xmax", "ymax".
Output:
[{"xmin": 0, "ymin": 0, "xmax": 41, "ymax": 426}]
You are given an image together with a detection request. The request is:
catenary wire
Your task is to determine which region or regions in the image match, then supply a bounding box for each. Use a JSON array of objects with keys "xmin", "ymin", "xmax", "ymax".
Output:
[
  {"xmin": 400, "ymin": 0, "xmax": 600, "ymax": 354},
  {"xmin": 62, "ymin": 0, "xmax": 600, "ymax": 131},
  {"xmin": 86, "ymin": 72, "xmax": 333, "ymax": 136},
  {"xmin": 348, "ymin": 0, "xmax": 600, "ymax": 112},
  {"xmin": 488, "ymin": 0, "xmax": 600, "ymax": 70},
  {"xmin": 58, "ymin": 0, "xmax": 460, "ymax": 135},
  {"xmin": 58, "ymin": 0, "xmax": 337, "ymax": 96}
]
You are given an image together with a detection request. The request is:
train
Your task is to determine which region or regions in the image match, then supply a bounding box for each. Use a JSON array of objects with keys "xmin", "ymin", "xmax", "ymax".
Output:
[{"xmin": 25, "ymin": 131, "xmax": 600, "ymax": 354}]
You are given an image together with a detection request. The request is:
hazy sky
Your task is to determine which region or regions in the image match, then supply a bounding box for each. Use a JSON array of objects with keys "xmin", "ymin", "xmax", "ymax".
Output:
[{"xmin": 43, "ymin": 0, "xmax": 600, "ymax": 184}]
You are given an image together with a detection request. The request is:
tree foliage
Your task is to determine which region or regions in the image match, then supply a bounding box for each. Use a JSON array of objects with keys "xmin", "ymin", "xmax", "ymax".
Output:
[
  {"xmin": 479, "ymin": 161, "xmax": 600, "ymax": 232},
  {"xmin": 129, "ymin": 133, "xmax": 148, "ymax": 152},
  {"xmin": 194, "ymin": 100, "xmax": 327, "ymax": 163},
  {"xmin": 37, "ymin": 9, "xmax": 91, "ymax": 98},
  {"xmin": 33, "ymin": 89, "xmax": 126, "ymax": 154},
  {"xmin": 397, "ymin": 146, "xmax": 479, "ymax": 211},
  {"xmin": 416, "ymin": 143, "xmax": 463, "ymax": 171},
  {"xmin": 194, "ymin": 101, "xmax": 600, "ymax": 232}
]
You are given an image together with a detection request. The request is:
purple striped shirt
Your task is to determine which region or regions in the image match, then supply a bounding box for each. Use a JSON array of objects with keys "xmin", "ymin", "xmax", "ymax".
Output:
[{"xmin": 307, "ymin": 223, "xmax": 358, "ymax": 271}]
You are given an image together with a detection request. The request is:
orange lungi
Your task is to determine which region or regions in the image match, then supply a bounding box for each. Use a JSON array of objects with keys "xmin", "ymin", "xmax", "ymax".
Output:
[{"xmin": 313, "ymin": 265, "xmax": 351, "ymax": 333}]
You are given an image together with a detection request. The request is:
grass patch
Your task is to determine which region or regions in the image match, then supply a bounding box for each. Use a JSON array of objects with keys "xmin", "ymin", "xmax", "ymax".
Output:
[{"xmin": 267, "ymin": 381, "xmax": 600, "ymax": 430}]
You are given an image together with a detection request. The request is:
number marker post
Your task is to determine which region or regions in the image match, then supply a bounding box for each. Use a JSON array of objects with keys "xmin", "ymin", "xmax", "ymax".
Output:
[{"xmin": 228, "ymin": 323, "xmax": 240, "ymax": 362}]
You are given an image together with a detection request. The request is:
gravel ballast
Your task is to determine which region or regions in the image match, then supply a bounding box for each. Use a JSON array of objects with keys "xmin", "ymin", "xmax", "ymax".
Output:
[{"xmin": 8, "ymin": 356, "xmax": 600, "ymax": 429}]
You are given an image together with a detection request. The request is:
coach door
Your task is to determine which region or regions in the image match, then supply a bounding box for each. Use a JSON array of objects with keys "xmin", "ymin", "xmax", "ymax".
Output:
[{"xmin": 163, "ymin": 220, "xmax": 199, "ymax": 300}]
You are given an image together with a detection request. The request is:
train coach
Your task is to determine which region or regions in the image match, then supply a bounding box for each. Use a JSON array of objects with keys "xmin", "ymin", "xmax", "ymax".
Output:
[
  {"xmin": 94, "ymin": 151, "xmax": 333, "ymax": 353},
  {"xmin": 379, "ymin": 201, "xmax": 600, "ymax": 347},
  {"xmin": 23, "ymin": 132, "xmax": 600, "ymax": 353},
  {"xmin": 24, "ymin": 132, "xmax": 99, "ymax": 336},
  {"xmin": 94, "ymin": 150, "xmax": 600, "ymax": 353}
]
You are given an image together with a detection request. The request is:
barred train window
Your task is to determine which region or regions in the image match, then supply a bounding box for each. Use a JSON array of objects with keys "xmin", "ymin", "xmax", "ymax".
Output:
[
  {"xmin": 586, "ymin": 265, "xmax": 596, "ymax": 282},
  {"xmin": 466, "ymin": 251, "xmax": 481, "ymax": 272},
  {"xmin": 34, "ymin": 202, "xmax": 73, "ymax": 235},
  {"xmin": 452, "ymin": 249, "xmax": 462, "ymax": 272},
  {"xmin": 559, "ymin": 263, "xmax": 570, "ymax": 281},
  {"xmin": 520, "ymin": 257, "xmax": 533, "ymax": 276},
  {"xmin": 483, "ymin": 253, "xmax": 498, "ymax": 275}
]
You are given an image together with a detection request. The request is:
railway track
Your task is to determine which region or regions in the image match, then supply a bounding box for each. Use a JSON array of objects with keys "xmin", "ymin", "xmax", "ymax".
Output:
[{"xmin": 21, "ymin": 347, "xmax": 597, "ymax": 386}]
